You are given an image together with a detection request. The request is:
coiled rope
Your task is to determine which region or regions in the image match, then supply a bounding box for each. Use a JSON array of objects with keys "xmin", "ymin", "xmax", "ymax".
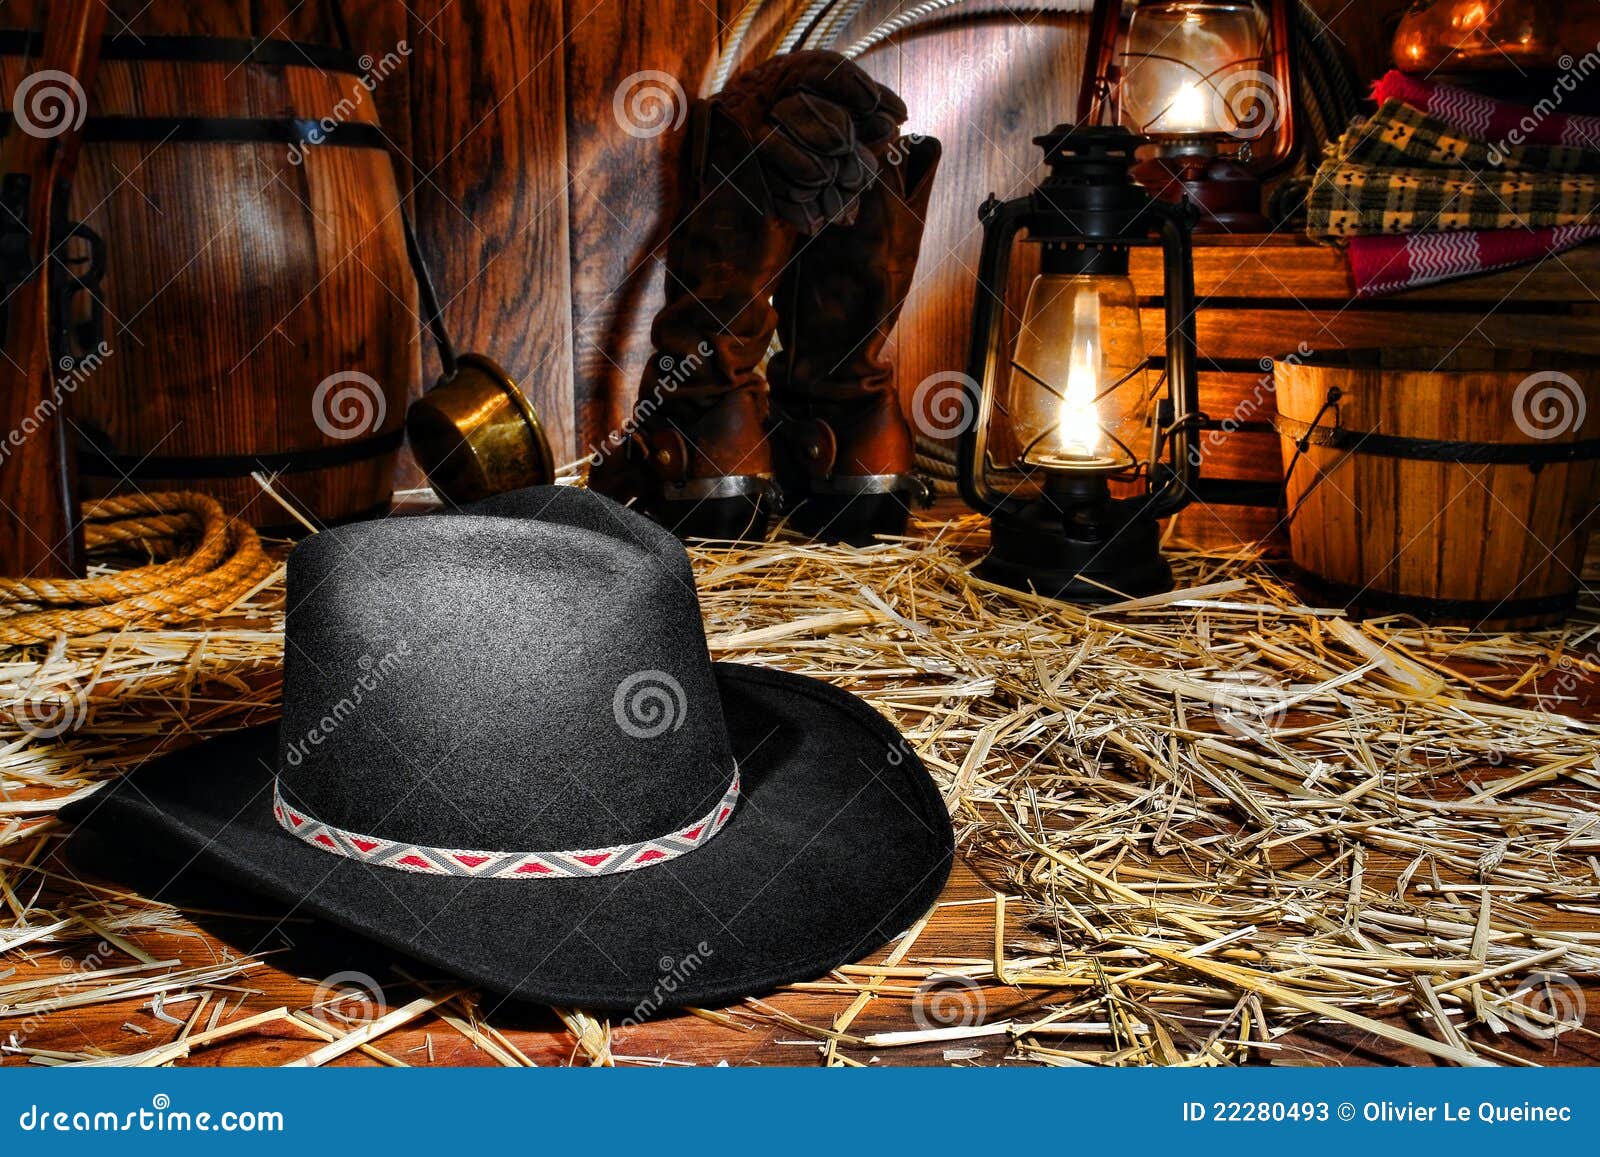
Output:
[{"xmin": 0, "ymin": 492, "xmax": 277, "ymax": 645}]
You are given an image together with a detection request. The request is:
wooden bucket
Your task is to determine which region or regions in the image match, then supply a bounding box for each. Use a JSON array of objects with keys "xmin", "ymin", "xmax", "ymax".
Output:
[
  {"xmin": 0, "ymin": 15, "xmax": 417, "ymax": 528},
  {"xmin": 1274, "ymin": 347, "xmax": 1600, "ymax": 629}
]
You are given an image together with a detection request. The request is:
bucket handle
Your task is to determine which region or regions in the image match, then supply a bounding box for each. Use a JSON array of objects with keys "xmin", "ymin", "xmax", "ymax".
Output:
[
  {"xmin": 328, "ymin": 1, "xmax": 458, "ymax": 381},
  {"xmin": 1274, "ymin": 386, "xmax": 1346, "ymax": 530}
]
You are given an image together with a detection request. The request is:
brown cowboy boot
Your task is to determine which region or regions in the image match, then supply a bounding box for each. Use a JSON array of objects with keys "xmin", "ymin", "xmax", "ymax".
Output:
[
  {"xmin": 769, "ymin": 135, "xmax": 942, "ymax": 545},
  {"xmin": 589, "ymin": 52, "xmax": 906, "ymax": 541}
]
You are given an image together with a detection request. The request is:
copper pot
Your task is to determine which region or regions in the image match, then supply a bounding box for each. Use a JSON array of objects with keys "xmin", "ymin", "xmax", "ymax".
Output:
[{"xmin": 1393, "ymin": 0, "xmax": 1600, "ymax": 73}]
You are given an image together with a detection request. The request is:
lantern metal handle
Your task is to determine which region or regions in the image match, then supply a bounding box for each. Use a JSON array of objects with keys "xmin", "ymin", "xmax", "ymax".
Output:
[
  {"xmin": 1149, "ymin": 201, "xmax": 1201, "ymax": 519},
  {"xmin": 957, "ymin": 193, "xmax": 1032, "ymax": 518}
]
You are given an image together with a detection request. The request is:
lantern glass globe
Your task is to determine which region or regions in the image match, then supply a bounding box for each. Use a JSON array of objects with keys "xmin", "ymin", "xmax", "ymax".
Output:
[{"xmin": 1119, "ymin": 2, "xmax": 1268, "ymax": 139}]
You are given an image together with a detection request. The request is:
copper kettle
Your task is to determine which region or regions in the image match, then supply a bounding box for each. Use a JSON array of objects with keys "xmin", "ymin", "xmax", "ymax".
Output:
[
  {"xmin": 401, "ymin": 216, "xmax": 554, "ymax": 506},
  {"xmin": 1393, "ymin": 0, "xmax": 1600, "ymax": 73}
]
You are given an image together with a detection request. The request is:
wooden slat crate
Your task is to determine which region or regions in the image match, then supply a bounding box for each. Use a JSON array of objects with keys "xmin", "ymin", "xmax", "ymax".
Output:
[{"xmin": 1128, "ymin": 235, "xmax": 1600, "ymax": 551}]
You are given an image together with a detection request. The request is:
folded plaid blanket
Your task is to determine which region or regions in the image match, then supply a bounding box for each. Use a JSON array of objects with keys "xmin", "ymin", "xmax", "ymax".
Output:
[
  {"xmin": 1332, "ymin": 100, "xmax": 1600, "ymax": 175},
  {"xmin": 1372, "ymin": 71, "xmax": 1600, "ymax": 158},
  {"xmin": 1306, "ymin": 155, "xmax": 1600, "ymax": 237},
  {"xmin": 1308, "ymin": 70, "xmax": 1600, "ymax": 295}
]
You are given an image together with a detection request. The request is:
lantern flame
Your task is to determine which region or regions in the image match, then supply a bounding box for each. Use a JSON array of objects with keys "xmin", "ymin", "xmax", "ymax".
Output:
[
  {"xmin": 1059, "ymin": 288, "xmax": 1102, "ymax": 461},
  {"xmin": 1167, "ymin": 80, "xmax": 1211, "ymax": 131}
]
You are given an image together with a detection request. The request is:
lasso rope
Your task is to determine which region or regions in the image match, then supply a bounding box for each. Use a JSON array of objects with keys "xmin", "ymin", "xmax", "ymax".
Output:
[{"xmin": 0, "ymin": 492, "xmax": 278, "ymax": 645}]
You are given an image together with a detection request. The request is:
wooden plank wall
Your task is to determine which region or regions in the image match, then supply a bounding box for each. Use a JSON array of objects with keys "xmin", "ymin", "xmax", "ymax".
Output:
[
  {"xmin": 23, "ymin": 1, "xmax": 1390, "ymax": 483},
  {"xmin": 340, "ymin": 0, "xmax": 1376, "ymax": 468},
  {"xmin": 331, "ymin": 0, "xmax": 1097, "ymax": 469}
]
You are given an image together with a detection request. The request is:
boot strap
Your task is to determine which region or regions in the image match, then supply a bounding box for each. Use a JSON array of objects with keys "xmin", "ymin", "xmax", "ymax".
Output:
[
  {"xmin": 644, "ymin": 428, "xmax": 691, "ymax": 483},
  {"xmin": 790, "ymin": 417, "xmax": 838, "ymax": 480}
]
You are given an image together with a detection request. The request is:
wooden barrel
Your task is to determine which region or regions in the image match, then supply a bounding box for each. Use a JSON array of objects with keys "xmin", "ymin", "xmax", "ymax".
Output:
[
  {"xmin": 0, "ymin": 10, "xmax": 417, "ymax": 529},
  {"xmin": 1274, "ymin": 347, "xmax": 1600, "ymax": 630}
]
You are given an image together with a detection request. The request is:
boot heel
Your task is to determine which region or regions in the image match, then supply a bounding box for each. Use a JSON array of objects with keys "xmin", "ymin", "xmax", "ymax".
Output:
[
  {"xmin": 660, "ymin": 477, "xmax": 774, "ymax": 542},
  {"xmin": 788, "ymin": 476, "xmax": 927, "ymax": 546}
]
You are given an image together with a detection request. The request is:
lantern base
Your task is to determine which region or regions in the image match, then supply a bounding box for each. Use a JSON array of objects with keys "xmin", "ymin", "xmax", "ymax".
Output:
[
  {"xmin": 979, "ymin": 476, "xmax": 1172, "ymax": 603},
  {"xmin": 1133, "ymin": 149, "xmax": 1268, "ymax": 234}
]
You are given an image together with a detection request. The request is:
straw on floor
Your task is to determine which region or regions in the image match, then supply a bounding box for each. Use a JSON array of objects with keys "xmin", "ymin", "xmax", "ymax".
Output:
[{"xmin": 2, "ymin": 508, "xmax": 1597, "ymax": 1066}]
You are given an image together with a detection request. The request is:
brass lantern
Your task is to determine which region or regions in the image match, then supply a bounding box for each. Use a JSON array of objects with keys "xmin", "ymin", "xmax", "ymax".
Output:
[
  {"xmin": 958, "ymin": 126, "xmax": 1201, "ymax": 602},
  {"xmin": 1079, "ymin": 0, "xmax": 1298, "ymax": 231}
]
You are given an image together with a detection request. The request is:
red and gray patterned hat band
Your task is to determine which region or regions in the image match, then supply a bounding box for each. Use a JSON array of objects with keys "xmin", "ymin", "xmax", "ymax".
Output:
[{"xmin": 272, "ymin": 770, "xmax": 741, "ymax": 880}]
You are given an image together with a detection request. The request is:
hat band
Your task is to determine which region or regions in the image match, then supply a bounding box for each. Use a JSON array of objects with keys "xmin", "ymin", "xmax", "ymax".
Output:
[{"xmin": 271, "ymin": 770, "xmax": 740, "ymax": 879}]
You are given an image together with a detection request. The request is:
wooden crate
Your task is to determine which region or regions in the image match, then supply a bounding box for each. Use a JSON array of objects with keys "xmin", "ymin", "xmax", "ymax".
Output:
[{"xmin": 1128, "ymin": 235, "xmax": 1600, "ymax": 551}]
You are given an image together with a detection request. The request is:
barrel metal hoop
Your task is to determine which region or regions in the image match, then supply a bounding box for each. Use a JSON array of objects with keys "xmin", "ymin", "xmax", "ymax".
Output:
[
  {"xmin": 0, "ymin": 31, "xmax": 365, "ymax": 73},
  {"xmin": 1271, "ymin": 415, "xmax": 1600, "ymax": 465},
  {"xmin": 42, "ymin": 116, "xmax": 391, "ymax": 150},
  {"xmin": 81, "ymin": 428, "xmax": 405, "ymax": 480}
]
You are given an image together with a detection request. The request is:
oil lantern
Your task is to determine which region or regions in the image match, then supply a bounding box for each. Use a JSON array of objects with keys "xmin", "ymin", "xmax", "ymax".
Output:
[
  {"xmin": 1079, "ymin": 0, "xmax": 1298, "ymax": 231},
  {"xmin": 958, "ymin": 126, "xmax": 1200, "ymax": 602}
]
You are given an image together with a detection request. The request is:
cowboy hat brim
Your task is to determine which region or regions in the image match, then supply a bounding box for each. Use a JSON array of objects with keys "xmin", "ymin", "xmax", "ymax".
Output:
[{"xmin": 62, "ymin": 662, "xmax": 952, "ymax": 1012}]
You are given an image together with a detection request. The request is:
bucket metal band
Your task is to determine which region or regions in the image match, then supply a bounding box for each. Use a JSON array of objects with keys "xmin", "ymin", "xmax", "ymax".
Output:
[
  {"xmin": 0, "ymin": 32, "xmax": 364, "ymax": 73},
  {"xmin": 1273, "ymin": 415, "xmax": 1600, "ymax": 466},
  {"xmin": 81, "ymin": 428, "xmax": 405, "ymax": 480},
  {"xmin": 1295, "ymin": 570, "xmax": 1580, "ymax": 623}
]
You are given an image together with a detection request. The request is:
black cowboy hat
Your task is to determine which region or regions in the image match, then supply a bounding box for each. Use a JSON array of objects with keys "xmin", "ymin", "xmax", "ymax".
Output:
[{"xmin": 63, "ymin": 487, "xmax": 952, "ymax": 1011}]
